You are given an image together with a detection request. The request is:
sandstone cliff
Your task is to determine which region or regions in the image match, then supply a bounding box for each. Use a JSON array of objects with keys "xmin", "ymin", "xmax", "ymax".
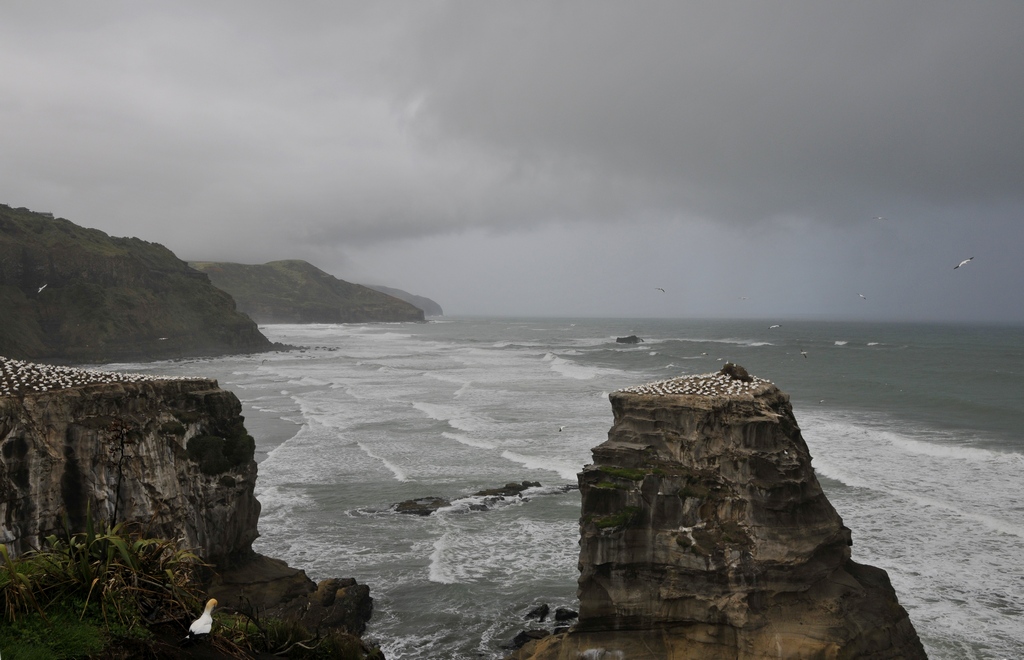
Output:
[
  {"xmin": 190, "ymin": 259, "xmax": 426, "ymax": 323},
  {"xmin": 0, "ymin": 204, "xmax": 275, "ymax": 362},
  {"xmin": 0, "ymin": 359, "xmax": 260, "ymax": 565},
  {"xmin": 514, "ymin": 366, "xmax": 926, "ymax": 659}
]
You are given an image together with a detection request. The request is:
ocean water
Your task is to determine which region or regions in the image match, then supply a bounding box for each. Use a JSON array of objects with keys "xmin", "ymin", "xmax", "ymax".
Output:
[{"xmin": 106, "ymin": 317, "xmax": 1024, "ymax": 659}]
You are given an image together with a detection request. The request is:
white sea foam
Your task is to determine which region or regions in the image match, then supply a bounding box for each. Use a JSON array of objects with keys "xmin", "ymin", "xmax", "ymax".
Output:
[
  {"xmin": 428, "ymin": 532, "xmax": 457, "ymax": 584},
  {"xmin": 544, "ymin": 353, "xmax": 604, "ymax": 380},
  {"xmin": 357, "ymin": 441, "xmax": 409, "ymax": 482},
  {"xmin": 501, "ymin": 450, "xmax": 581, "ymax": 481},
  {"xmin": 834, "ymin": 340, "xmax": 848, "ymax": 345},
  {"xmin": 442, "ymin": 432, "xmax": 495, "ymax": 450}
]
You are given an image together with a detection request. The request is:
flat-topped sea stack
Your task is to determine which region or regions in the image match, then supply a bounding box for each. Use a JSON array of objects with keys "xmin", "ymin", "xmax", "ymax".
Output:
[{"xmin": 513, "ymin": 364, "xmax": 926, "ymax": 659}]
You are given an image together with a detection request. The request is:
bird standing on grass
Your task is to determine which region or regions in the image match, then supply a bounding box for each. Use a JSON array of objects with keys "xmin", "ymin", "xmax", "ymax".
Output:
[{"xmin": 183, "ymin": 598, "xmax": 217, "ymax": 643}]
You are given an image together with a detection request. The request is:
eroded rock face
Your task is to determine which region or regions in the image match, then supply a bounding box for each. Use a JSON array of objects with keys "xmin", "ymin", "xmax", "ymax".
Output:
[
  {"xmin": 0, "ymin": 377, "xmax": 260, "ymax": 566},
  {"xmin": 514, "ymin": 369, "xmax": 926, "ymax": 659}
]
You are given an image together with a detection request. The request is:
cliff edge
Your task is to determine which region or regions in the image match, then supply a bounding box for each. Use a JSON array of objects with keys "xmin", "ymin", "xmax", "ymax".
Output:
[
  {"xmin": 0, "ymin": 356, "xmax": 260, "ymax": 565},
  {"xmin": 0, "ymin": 204, "xmax": 275, "ymax": 362},
  {"xmin": 513, "ymin": 365, "xmax": 926, "ymax": 659}
]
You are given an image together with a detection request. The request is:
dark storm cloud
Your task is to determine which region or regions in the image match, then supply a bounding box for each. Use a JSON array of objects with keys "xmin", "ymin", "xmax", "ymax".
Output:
[
  {"xmin": 0, "ymin": 2, "xmax": 1021, "ymax": 320},
  {"xmin": 396, "ymin": 1, "xmax": 1024, "ymax": 223}
]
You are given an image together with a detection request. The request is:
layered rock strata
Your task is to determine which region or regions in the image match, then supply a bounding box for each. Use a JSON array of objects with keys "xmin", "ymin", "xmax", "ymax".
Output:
[
  {"xmin": 0, "ymin": 362, "xmax": 259, "ymax": 565},
  {"xmin": 514, "ymin": 366, "xmax": 926, "ymax": 659}
]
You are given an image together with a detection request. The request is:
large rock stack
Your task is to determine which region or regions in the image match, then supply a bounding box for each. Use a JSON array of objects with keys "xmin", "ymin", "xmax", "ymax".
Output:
[{"xmin": 514, "ymin": 365, "xmax": 926, "ymax": 659}]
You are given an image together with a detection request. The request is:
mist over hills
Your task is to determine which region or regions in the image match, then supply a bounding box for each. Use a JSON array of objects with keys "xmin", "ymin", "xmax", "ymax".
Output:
[
  {"xmin": 363, "ymin": 283, "xmax": 443, "ymax": 317},
  {"xmin": 0, "ymin": 204, "xmax": 442, "ymax": 362},
  {"xmin": 190, "ymin": 260, "xmax": 427, "ymax": 324}
]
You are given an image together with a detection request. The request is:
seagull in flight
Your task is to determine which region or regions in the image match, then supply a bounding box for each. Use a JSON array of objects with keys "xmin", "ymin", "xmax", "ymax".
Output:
[
  {"xmin": 655, "ymin": 287, "xmax": 665, "ymax": 293},
  {"xmin": 800, "ymin": 350, "xmax": 808, "ymax": 358},
  {"xmin": 858, "ymin": 293, "xmax": 867, "ymax": 300},
  {"xmin": 872, "ymin": 216, "xmax": 888, "ymax": 221},
  {"xmin": 954, "ymin": 257, "xmax": 974, "ymax": 269},
  {"xmin": 769, "ymin": 324, "xmax": 780, "ymax": 329},
  {"xmin": 37, "ymin": 284, "xmax": 47, "ymax": 293}
]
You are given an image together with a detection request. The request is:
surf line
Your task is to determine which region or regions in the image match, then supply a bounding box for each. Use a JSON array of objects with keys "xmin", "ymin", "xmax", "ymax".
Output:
[{"xmin": 356, "ymin": 441, "xmax": 409, "ymax": 482}]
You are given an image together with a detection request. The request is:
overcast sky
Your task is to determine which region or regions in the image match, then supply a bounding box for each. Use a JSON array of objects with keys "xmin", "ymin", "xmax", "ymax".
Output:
[{"xmin": 2, "ymin": 2, "xmax": 1022, "ymax": 322}]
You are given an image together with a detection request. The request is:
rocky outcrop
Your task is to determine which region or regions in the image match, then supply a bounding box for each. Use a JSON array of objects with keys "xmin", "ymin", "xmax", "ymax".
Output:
[
  {"xmin": 513, "ymin": 366, "xmax": 926, "ymax": 659},
  {"xmin": 0, "ymin": 371, "xmax": 260, "ymax": 566},
  {"xmin": 0, "ymin": 204, "xmax": 276, "ymax": 362}
]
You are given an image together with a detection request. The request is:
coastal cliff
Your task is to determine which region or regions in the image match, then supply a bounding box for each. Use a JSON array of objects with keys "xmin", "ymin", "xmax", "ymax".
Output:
[
  {"xmin": 0, "ymin": 358, "xmax": 260, "ymax": 565},
  {"xmin": 190, "ymin": 259, "xmax": 426, "ymax": 323},
  {"xmin": 0, "ymin": 204, "xmax": 275, "ymax": 362},
  {"xmin": 514, "ymin": 366, "xmax": 926, "ymax": 659}
]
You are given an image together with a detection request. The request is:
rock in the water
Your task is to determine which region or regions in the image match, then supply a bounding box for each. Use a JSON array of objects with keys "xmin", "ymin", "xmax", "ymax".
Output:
[
  {"xmin": 509, "ymin": 372, "xmax": 927, "ymax": 659},
  {"xmin": 505, "ymin": 629, "xmax": 551, "ymax": 651},
  {"xmin": 525, "ymin": 603, "xmax": 550, "ymax": 622},
  {"xmin": 554, "ymin": 607, "xmax": 578, "ymax": 622},
  {"xmin": 615, "ymin": 335, "xmax": 644, "ymax": 344},
  {"xmin": 393, "ymin": 496, "xmax": 450, "ymax": 516},
  {"xmin": 474, "ymin": 481, "xmax": 542, "ymax": 497}
]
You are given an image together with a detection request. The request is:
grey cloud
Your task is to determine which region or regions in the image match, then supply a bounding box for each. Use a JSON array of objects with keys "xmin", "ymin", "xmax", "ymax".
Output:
[{"xmin": 0, "ymin": 2, "xmax": 1021, "ymax": 321}]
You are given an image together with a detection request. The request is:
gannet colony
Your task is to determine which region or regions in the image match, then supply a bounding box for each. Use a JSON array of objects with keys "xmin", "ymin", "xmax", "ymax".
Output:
[
  {"xmin": 616, "ymin": 371, "xmax": 772, "ymax": 397},
  {"xmin": 0, "ymin": 356, "xmax": 199, "ymax": 397}
]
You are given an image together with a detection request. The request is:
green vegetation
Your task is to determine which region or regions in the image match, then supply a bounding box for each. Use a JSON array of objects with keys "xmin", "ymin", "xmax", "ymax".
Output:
[
  {"xmin": 0, "ymin": 204, "xmax": 273, "ymax": 362},
  {"xmin": 0, "ymin": 513, "xmax": 203, "ymax": 658},
  {"xmin": 186, "ymin": 432, "xmax": 255, "ymax": 475},
  {"xmin": 190, "ymin": 259, "xmax": 425, "ymax": 324},
  {"xmin": 597, "ymin": 466, "xmax": 648, "ymax": 481},
  {"xmin": 0, "ymin": 512, "xmax": 382, "ymax": 658},
  {"xmin": 591, "ymin": 507, "xmax": 642, "ymax": 529},
  {"xmin": 218, "ymin": 612, "xmax": 384, "ymax": 659}
]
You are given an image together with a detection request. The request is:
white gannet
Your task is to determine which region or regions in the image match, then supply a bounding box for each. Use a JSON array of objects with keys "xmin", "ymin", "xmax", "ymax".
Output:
[
  {"xmin": 858, "ymin": 293, "xmax": 867, "ymax": 300},
  {"xmin": 37, "ymin": 284, "xmax": 47, "ymax": 293},
  {"xmin": 184, "ymin": 598, "xmax": 217, "ymax": 642},
  {"xmin": 954, "ymin": 257, "xmax": 974, "ymax": 269}
]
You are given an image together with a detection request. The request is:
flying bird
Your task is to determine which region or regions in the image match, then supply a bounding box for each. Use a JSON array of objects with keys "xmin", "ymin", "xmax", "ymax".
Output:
[
  {"xmin": 800, "ymin": 350, "xmax": 808, "ymax": 358},
  {"xmin": 872, "ymin": 216, "xmax": 888, "ymax": 221},
  {"xmin": 184, "ymin": 598, "xmax": 217, "ymax": 643},
  {"xmin": 954, "ymin": 257, "xmax": 974, "ymax": 269},
  {"xmin": 858, "ymin": 293, "xmax": 867, "ymax": 300},
  {"xmin": 655, "ymin": 287, "xmax": 665, "ymax": 293},
  {"xmin": 769, "ymin": 324, "xmax": 780, "ymax": 329},
  {"xmin": 37, "ymin": 284, "xmax": 47, "ymax": 293}
]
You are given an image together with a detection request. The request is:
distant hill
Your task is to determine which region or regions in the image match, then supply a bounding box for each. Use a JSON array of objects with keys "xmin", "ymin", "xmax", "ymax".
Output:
[
  {"xmin": 0, "ymin": 204, "xmax": 276, "ymax": 362},
  {"xmin": 190, "ymin": 260, "xmax": 425, "ymax": 324},
  {"xmin": 363, "ymin": 284, "xmax": 443, "ymax": 317}
]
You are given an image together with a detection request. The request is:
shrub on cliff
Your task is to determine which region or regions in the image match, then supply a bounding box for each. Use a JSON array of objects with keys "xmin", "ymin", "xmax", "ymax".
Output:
[
  {"xmin": 0, "ymin": 514, "xmax": 205, "ymax": 657},
  {"xmin": 186, "ymin": 432, "xmax": 256, "ymax": 475}
]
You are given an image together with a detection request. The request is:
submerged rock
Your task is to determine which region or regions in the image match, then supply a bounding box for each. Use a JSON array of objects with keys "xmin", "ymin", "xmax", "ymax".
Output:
[
  {"xmin": 510, "ymin": 368, "xmax": 927, "ymax": 659},
  {"xmin": 615, "ymin": 335, "xmax": 644, "ymax": 344}
]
